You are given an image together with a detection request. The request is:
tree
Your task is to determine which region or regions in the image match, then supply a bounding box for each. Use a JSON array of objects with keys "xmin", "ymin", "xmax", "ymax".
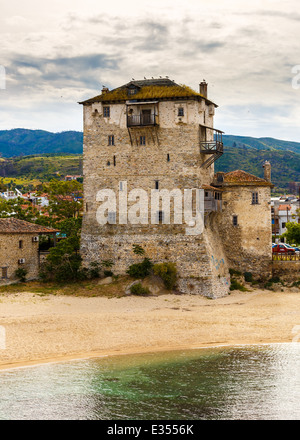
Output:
[
  {"xmin": 283, "ymin": 221, "xmax": 300, "ymax": 245},
  {"xmin": 39, "ymin": 217, "xmax": 84, "ymax": 282},
  {"xmin": 0, "ymin": 197, "xmax": 40, "ymax": 222},
  {"xmin": 39, "ymin": 179, "xmax": 83, "ymax": 226}
]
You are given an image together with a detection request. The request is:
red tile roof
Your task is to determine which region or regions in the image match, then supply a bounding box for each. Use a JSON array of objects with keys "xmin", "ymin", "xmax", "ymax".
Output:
[
  {"xmin": 0, "ymin": 218, "xmax": 59, "ymax": 234},
  {"xmin": 278, "ymin": 204, "xmax": 291, "ymax": 211},
  {"xmin": 215, "ymin": 170, "xmax": 273, "ymax": 187}
]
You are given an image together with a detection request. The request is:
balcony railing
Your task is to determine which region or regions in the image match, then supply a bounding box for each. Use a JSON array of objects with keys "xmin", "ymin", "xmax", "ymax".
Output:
[
  {"xmin": 200, "ymin": 141, "xmax": 224, "ymax": 154},
  {"xmin": 204, "ymin": 198, "xmax": 222, "ymax": 213},
  {"xmin": 127, "ymin": 113, "xmax": 158, "ymax": 127}
]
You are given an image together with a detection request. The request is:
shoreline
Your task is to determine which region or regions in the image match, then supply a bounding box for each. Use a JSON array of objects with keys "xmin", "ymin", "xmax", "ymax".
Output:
[
  {"xmin": 1, "ymin": 288, "xmax": 300, "ymax": 371},
  {"xmin": 0, "ymin": 340, "xmax": 294, "ymax": 372}
]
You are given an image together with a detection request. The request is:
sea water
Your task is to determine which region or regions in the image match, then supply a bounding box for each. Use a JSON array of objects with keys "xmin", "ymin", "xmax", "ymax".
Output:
[{"xmin": 0, "ymin": 343, "xmax": 299, "ymax": 420}]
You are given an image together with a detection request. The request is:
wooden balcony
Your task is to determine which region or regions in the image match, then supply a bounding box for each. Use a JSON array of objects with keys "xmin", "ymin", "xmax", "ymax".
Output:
[
  {"xmin": 200, "ymin": 141, "xmax": 224, "ymax": 154},
  {"xmin": 200, "ymin": 125, "xmax": 224, "ymax": 169},
  {"xmin": 127, "ymin": 113, "xmax": 158, "ymax": 127},
  {"xmin": 204, "ymin": 198, "xmax": 222, "ymax": 213}
]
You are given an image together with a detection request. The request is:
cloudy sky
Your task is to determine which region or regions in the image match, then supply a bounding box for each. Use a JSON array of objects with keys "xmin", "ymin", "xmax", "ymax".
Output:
[{"xmin": 1, "ymin": 0, "xmax": 300, "ymax": 141}]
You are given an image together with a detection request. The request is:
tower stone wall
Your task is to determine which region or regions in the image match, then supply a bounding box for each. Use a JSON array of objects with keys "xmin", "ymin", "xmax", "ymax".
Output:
[{"xmin": 80, "ymin": 79, "xmax": 231, "ymax": 297}]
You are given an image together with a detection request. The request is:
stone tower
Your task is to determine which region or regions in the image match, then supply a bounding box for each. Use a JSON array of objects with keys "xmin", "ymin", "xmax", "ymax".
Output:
[{"xmin": 79, "ymin": 78, "xmax": 230, "ymax": 297}]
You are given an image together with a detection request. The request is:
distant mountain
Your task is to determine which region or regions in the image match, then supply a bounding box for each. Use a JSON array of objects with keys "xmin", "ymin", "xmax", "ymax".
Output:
[
  {"xmin": 217, "ymin": 135, "xmax": 300, "ymax": 192},
  {"xmin": 222, "ymin": 135, "xmax": 300, "ymax": 154},
  {"xmin": 0, "ymin": 129, "xmax": 299, "ymax": 191},
  {"xmin": 0, "ymin": 129, "xmax": 83, "ymax": 157}
]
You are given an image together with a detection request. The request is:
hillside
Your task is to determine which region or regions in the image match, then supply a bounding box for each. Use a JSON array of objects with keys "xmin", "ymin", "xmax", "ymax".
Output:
[
  {"xmin": 0, "ymin": 129, "xmax": 83, "ymax": 157},
  {"xmin": 0, "ymin": 130, "xmax": 299, "ymax": 192},
  {"xmin": 222, "ymin": 135, "xmax": 300, "ymax": 154},
  {"xmin": 0, "ymin": 154, "xmax": 82, "ymax": 191},
  {"xmin": 215, "ymin": 147, "xmax": 300, "ymax": 192}
]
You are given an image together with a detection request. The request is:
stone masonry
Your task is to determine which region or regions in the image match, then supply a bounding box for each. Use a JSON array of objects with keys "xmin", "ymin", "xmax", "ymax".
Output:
[{"xmin": 79, "ymin": 78, "xmax": 272, "ymax": 297}]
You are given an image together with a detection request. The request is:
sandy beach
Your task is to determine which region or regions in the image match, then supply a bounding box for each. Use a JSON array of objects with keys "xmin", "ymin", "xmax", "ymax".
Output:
[{"xmin": 1, "ymin": 288, "xmax": 300, "ymax": 370}]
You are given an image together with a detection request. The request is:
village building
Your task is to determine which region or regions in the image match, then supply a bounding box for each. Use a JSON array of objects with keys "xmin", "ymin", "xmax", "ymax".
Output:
[
  {"xmin": 0, "ymin": 188, "xmax": 22, "ymax": 200},
  {"xmin": 271, "ymin": 193, "xmax": 300, "ymax": 238},
  {"xmin": 79, "ymin": 77, "xmax": 273, "ymax": 297},
  {"xmin": 0, "ymin": 218, "xmax": 58, "ymax": 285}
]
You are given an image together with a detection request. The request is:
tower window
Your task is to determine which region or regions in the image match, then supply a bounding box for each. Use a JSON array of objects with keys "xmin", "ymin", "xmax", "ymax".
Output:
[
  {"xmin": 252, "ymin": 192, "xmax": 259, "ymax": 204},
  {"xmin": 108, "ymin": 135, "xmax": 114, "ymax": 146},
  {"xmin": 1, "ymin": 267, "xmax": 7, "ymax": 279},
  {"xmin": 233, "ymin": 215, "xmax": 238, "ymax": 226},
  {"xmin": 178, "ymin": 107, "xmax": 184, "ymax": 117},
  {"xmin": 167, "ymin": 154, "xmax": 170, "ymax": 162},
  {"xmin": 19, "ymin": 240, "xmax": 23, "ymax": 249},
  {"xmin": 103, "ymin": 106, "xmax": 110, "ymax": 117},
  {"xmin": 140, "ymin": 136, "xmax": 146, "ymax": 145},
  {"xmin": 113, "ymin": 155, "xmax": 116, "ymax": 166},
  {"xmin": 155, "ymin": 180, "xmax": 159, "ymax": 190},
  {"xmin": 158, "ymin": 211, "xmax": 164, "ymax": 223},
  {"xmin": 108, "ymin": 212, "xmax": 116, "ymax": 224}
]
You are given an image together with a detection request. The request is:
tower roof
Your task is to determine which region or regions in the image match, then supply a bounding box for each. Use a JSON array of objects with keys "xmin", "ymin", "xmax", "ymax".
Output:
[{"xmin": 79, "ymin": 78, "xmax": 217, "ymax": 106}]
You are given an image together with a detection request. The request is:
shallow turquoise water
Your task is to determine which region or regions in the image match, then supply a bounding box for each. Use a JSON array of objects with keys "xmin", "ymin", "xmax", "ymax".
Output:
[{"xmin": 0, "ymin": 343, "xmax": 300, "ymax": 420}]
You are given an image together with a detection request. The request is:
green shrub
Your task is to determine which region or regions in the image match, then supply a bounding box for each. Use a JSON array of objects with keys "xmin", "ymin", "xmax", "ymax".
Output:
[
  {"xmin": 88, "ymin": 261, "xmax": 101, "ymax": 278},
  {"xmin": 229, "ymin": 268, "xmax": 242, "ymax": 276},
  {"xmin": 15, "ymin": 268, "xmax": 28, "ymax": 282},
  {"xmin": 104, "ymin": 270, "xmax": 114, "ymax": 277},
  {"xmin": 101, "ymin": 259, "xmax": 114, "ymax": 269},
  {"xmin": 130, "ymin": 282, "xmax": 150, "ymax": 296},
  {"xmin": 269, "ymin": 276, "xmax": 281, "ymax": 284},
  {"xmin": 132, "ymin": 244, "xmax": 145, "ymax": 256},
  {"xmin": 127, "ymin": 258, "xmax": 153, "ymax": 279},
  {"xmin": 230, "ymin": 279, "xmax": 248, "ymax": 291},
  {"xmin": 153, "ymin": 262, "xmax": 177, "ymax": 290},
  {"xmin": 244, "ymin": 272, "xmax": 253, "ymax": 282}
]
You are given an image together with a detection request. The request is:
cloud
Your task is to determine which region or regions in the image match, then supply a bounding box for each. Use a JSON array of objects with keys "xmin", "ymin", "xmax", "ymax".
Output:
[
  {"xmin": 0, "ymin": 1, "xmax": 300, "ymax": 140},
  {"xmin": 5, "ymin": 53, "xmax": 120, "ymax": 94}
]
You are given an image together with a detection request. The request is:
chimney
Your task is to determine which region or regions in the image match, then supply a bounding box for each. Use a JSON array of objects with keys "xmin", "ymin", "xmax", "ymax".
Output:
[
  {"xmin": 263, "ymin": 160, "xmax": 271, "ymax": 182},
  {"xmin": 200, "ymin": 80, "xmax": 208, "ymax": 98},
  {"xmin": 101, "ymin": 85, "xmax": 109, "ymax": 95},
  {"xmin": 216, "ymin": 171, "xmax": 225, "ymax": 184}
]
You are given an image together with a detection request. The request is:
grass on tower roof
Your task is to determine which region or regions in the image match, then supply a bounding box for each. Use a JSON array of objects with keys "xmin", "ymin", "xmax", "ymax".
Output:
[{"xmin": 82, "ymin": 84, "xmax": 208, "ymax": 104}]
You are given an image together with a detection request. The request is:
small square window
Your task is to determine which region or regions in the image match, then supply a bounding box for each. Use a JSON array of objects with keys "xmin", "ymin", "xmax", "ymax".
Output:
[
  {"xmin": 178, "ymin": 107, "xmax": 184, "ymax": 117},
  {"xmin": 103, "ymin": 106, "xmax": 110, "ymax": 117},
  {"xmin": 140, "ymin": 136, "xmax": 146, "ymax": 145},
  {"xmin": 108, "ymin": 135, "xmax": 114, "ymax": 146}
]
